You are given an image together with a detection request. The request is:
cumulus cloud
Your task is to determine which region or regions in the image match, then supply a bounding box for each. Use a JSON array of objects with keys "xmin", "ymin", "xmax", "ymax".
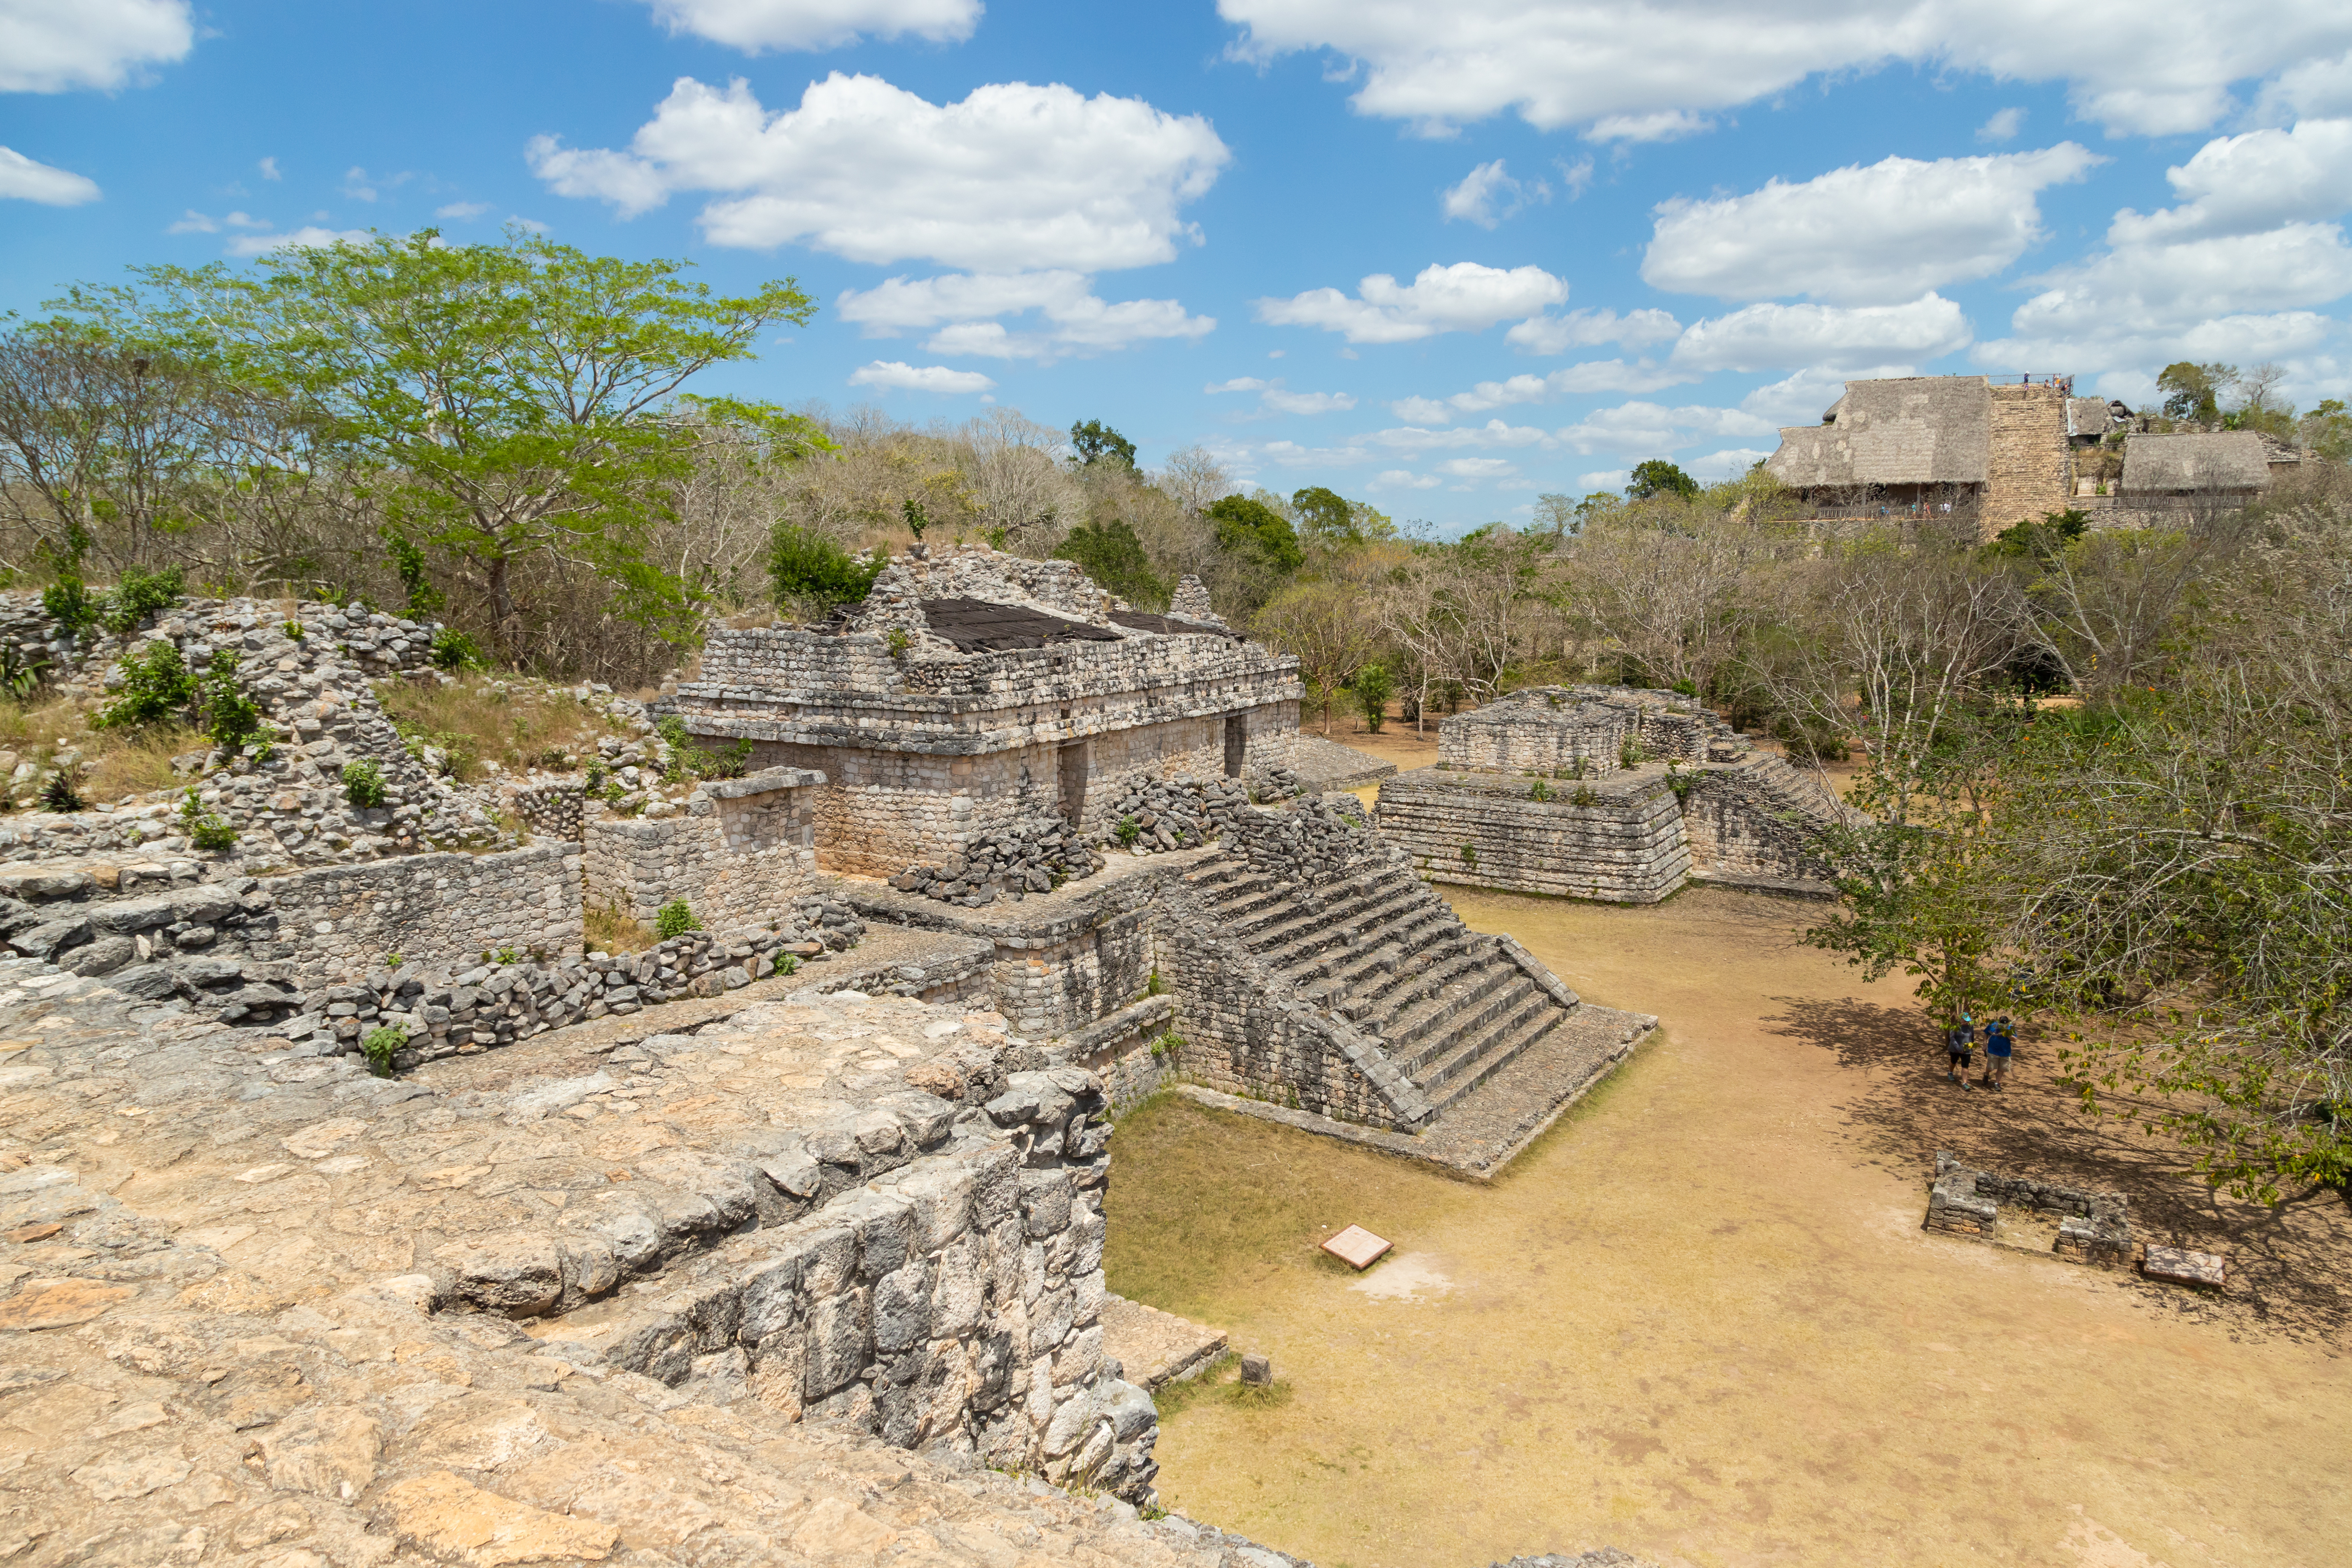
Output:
[
  {"xmin": 849, "ymin": 360, "xmax": 997, "ymax": 394},
  {"xmin": 1436, "ymin": 456, "xmax": 1518, "ymax": 479},
  {"xmin": 1203, "ymin": 375, "xmax": 1352, "ymax": 414},
  {"xmin": 166, "ymin": 208, "xmax": 214, "ymax": 232},
  {"xmin": 2252, "ymin": 49, "xmax": 2352, "ymax": 122},
  {"xmin": 435, "ymin": 201, "xmax": 493, "ymax": 221},
  {"xmin": 530, "ymin": 73, "xmax": 1228, "ymax": 271},
  {"xmin": 1552, "ymin": 400, "xmax": 1775, "ymax": 456},
  {"xmin": 258, "ymin": 156, "xmax": 281, "ymax": 181},
  {"xmin": 224, "ymin": 225, "xmax": 374, "ymax": 258},
  {"xmin": 1738, "ymin": 364, "xmax": 1919, "ymax": 427},
  {"xmin": 640, "ymin": 0, "xmax": 979, "ymax": 51},
  {"xmin": 1978, "ymin": 107, "xmax": 2026, "ymax": 142},
  {"xmin": 1255, "ymin": 261, "xmax": 1569, "ymax": 343},
  {"xmin": 1216, "ymin": 0, "xmax": 2352, "ymax": 138},
  {"xmin": 1671, "ymin": 294, "xmax": 1973, "ymax": 372},
  {"xmin": 1441, "ymin": 159, "xmax": 1547, "ymax": 227},
  {"xmin": 1978, "ymin": 119, "xmax": 2352, "ymax": 373},
  {"xmin": 1390, "ymin": 360, "xmax": 1694, "ymax": 424},
  {"xmin": 1643, "ymin": 146, "xmax": 2100, "ymax": 306},
  {"xmin": 0, "ymin": 0, "xmax": 192, "ymax": 93},
  {"xmin": 1371, "ymin": 469, "xmax": 1441, "ymax": 489},
  {"xmin": 1685, "ymin": 447, "xmax": 1774, "ymax": 480},
  {"xmin": 1206, "ymin": 376, "xmax": 1269, "ymax": 394},
  {"xmin": 1505, "ymin": 308, "xmax": 1682, "ymax": 358},
  {"xmin": 0, "ymin": 147, "xmax": 100, "ymax": 205},
  {"xmin": 836, "ymin": 270, "xmax": 1212, "ymax": 361}
]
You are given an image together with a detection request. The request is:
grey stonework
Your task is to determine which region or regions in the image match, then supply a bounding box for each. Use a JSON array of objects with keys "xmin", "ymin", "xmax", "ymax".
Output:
[
  {"xmin": 1380, "ymin": 685, "xmax": 1851, "ymax": 903},
  {"xmin": 583, "ymin": 766, "xmax": 825, "ymax": 928},
  {"xmin": 889, "ymin": 809, "xmax": 1108, "ymax": 907},
  {"xmin": 1927, "ymin": 1150, "xmax": 2135, "ymax": 1265}
]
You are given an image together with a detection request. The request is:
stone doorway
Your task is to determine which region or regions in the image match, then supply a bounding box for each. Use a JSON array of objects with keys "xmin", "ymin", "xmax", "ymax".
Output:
[
  {"xmin": 1223, "ymin": 713, "xmax": 1246, "ymax": 778},
  {"xmin": 1059, "ymin": 740, "xmax": 1089, "ymax": 827}
]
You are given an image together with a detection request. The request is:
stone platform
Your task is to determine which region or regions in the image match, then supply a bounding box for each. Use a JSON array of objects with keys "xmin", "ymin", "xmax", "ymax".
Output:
[{"xmin": 1100, "ymin": 1294, "xmax": 1227, "ymax": 1389}]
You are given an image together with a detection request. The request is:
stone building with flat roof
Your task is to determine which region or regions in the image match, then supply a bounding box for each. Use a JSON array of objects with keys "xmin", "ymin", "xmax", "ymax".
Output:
[{"xmin": 654, "ymin": 545, "xmax": 1302, "ymax": 877}]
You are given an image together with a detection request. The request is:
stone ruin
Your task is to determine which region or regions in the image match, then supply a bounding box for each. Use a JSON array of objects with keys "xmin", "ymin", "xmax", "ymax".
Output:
[
  {"xmin": 1926, "ymin": 1151, "xmax": 2134, "ymax": 1267},
  {"xmin": 1375, "ymin": 685, "xmax": 1853, "ymax": 903},
  {"xmin": 0, "ymin": 546, "xmax": 1670, "ymax": 1563}
]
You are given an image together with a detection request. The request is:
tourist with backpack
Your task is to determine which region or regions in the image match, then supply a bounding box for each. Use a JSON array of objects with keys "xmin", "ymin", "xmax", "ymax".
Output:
[{"xmin": 1945, "ymin": 1017, "xmax": 1975, "ymax": 1088}]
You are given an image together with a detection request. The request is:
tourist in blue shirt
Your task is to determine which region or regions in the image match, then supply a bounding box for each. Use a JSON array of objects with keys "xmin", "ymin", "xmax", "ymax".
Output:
[{"xmin": 1983, "ymin": 1017, "xmax": 2015, "ymax": 1091}]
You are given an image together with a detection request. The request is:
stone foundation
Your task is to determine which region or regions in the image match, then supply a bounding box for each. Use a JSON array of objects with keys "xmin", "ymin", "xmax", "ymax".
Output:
[
  {"xmin": 1926, "ymin": 1151, "xmax": 2134, "ymax": 1265},
  {"xmin": 583, "ymin": 766, "xmax": 823, "ymax": 927}
]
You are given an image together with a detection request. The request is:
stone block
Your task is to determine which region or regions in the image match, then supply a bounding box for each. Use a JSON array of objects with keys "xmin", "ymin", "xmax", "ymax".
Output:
[{"xmin": 2143, "ymin": 1246, "xmax": 2225, "ymax": 1287}]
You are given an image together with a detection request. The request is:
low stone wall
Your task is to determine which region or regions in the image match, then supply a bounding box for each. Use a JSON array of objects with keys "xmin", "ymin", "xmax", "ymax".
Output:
[
  {"xmin": 264, "ymin": 843, "xmax": 584, "ymax": 983},
  {"xmin": 1679, "ymin": 754, "xmax": 1843, "ymax": 893},
  {"xmin": 583, "ymin": 767, "xmax": 823, "ymax": 927},
  {"xmin": 1377, "ymin": 768, "xmax": 1692, "ymax": 903},
  {"xmin": 1066, "ymin": 994, "xmax": 1180, "ymax": 1111},
  {"xmin": 1926, "ymin": 1151, "xmax": 2134, "ymax": 1265}
]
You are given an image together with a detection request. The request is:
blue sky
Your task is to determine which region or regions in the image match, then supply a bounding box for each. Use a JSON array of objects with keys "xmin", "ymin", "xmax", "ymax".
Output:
[{"xmin": 5, "ymin": 0, "xmax": 2351, "ymax": 529}]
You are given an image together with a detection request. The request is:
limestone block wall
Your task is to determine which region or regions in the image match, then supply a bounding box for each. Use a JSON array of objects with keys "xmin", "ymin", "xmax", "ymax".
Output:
[
  {"xmin": 261, "ymin": 843, "xmax": 583, "ymax": 981},
  {"xmin": 1440, "ymin": 685, "xmax": 1735, "ymax": 774},
  {"xmin": 1985, "ymin": 383, "xmax": 2074, "ymax": 538},
  {"xmin": 1679, "ymin": 754, "xmax": 1843, "ymax": 892},
  {"xmin": 1377, "ymin": 769, "xmax": 1693, "ymax": 903},
  {"xmin": 583, "ymin": 769, "xmax": 823, "ymax": 925}
]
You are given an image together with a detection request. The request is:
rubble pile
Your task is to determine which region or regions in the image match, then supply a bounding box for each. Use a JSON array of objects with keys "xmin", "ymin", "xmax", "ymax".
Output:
[
  {"xmin": 1106, "ymin": 774, "xmax": 1253, "ymax": 854},
  {"xmin": 890, "ymin": 812, "xmax": 1107, "ymax": 907}
]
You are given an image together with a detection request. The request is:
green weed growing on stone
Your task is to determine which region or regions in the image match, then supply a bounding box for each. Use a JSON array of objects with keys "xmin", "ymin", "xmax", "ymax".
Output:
[
  {"xmin": 492, "ymin": 944, "xmax": 524, "ymax": 965},
  {"xmin": 199, "ymin": 650, "xmax": 274, "ymax": 756},
  {"xmin": 96, "ymin": 565, "xmax": 184, "ymax": 636},
  {"xmin": 1572, "ymin": 783, "xmax": 1599, "ymax": 807},
  {"xmin": 41, "ymin": 576, "xmax": 96, "ymax": 637},
  {"xmin": 655, "ymin": 898, "xmax": 701, "ymax": 940},
  {"xmin": 1619, "ymin": 734, "xmax": 1647, "ymax": 768},
  {"xmin": 1150, "ymin": 1031, "xmax": 1182, "ymax": 1060},
  {"xmin": 1459, "ymin": 842, "xmax": 1477, "ymax": 869},
  {"xmin": 179, "ymin": 787, "xmax": 236, "ymax": 849},
  {"xmin": 1665, "ymin": 762, "xmax": 1693, "ymax": 806},
  {"xmin": 884, "ymin": 627, "xmax": 912, "ymax": 660},
  {"xmin": 40, "ymin": 767, "xmax": 89, "ymax": 814},
  {"xmin": 283, "ymin": 619, "xmax": 305, "ymax": 640},
  {"xmin": 341, "ymin": 758, "xmax": 388, "ymax": 807},
  {"xmin": 94, "ymin": 640, "xmax": 197, "ymax": 729},
  {"xmin": 384, "ymin": 952, "xmax": 404, "ymax": 968},
  {"xmin": 1116, "ymin": 815, "xmax": 1141, "ymax": 846},
  {"xmin": 1528, "ymin": 778, "xmax": 1553, "ymax": 802},
  {"xmin": 362, "ymin": 1025, "xmax": 404, "ymax": 1078},
  {"xmin": 773, "ymin": 953, "xmax": 797, "ymax": 978}
]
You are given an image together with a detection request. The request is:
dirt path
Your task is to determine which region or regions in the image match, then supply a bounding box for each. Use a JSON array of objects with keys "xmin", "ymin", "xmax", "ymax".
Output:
[{"xmin": 1105, "ymin": 887, "xmax": 2350, "ymax": 1568}]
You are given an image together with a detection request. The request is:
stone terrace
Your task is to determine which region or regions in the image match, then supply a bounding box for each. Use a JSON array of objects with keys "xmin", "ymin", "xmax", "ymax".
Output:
[{"xmin": 0, "ymin": 955, "xmax": 1336, "ymax": 1567}]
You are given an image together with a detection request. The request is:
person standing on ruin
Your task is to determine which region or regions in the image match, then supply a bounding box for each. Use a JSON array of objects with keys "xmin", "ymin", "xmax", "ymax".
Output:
[
  {"xmin": 1983, "ymin": 1017, "xmax": 2014, "ymax": 1090},
  {"xmin": 1945, "ymin": 1016, "xmax": 1975, "ymax": 1088}
]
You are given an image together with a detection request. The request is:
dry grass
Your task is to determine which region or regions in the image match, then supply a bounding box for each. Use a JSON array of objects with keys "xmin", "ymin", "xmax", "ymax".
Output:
[
  {"xmin": 585, "ymin": 900, "xmax": 654, "ymax": 955},
  {"xmin": 375, "ymin": 675, "xmax": 635, "ymax": 782},
  {"xmin": 0, "ymin": 695, "xmax": 88, "ymax": 756},
  {"xmin": 83, "ymin": 722, "xmax": 204, "ymax": 801}
]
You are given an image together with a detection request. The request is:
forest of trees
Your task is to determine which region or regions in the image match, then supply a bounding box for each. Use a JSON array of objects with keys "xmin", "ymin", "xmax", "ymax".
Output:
[{"xmin": 2, "ymin": 231, "xmax": 2345, "ymax": 1201}]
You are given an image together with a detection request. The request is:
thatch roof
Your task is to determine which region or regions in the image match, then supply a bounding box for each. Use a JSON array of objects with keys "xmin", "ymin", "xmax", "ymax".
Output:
[
  {"xmin": 1766, "ymin": 376, "xmax": 1990, "ymax": 488},
  {"xmin": 2120, "ymin": 432, "xmax": 2271, "ymax": 494}
]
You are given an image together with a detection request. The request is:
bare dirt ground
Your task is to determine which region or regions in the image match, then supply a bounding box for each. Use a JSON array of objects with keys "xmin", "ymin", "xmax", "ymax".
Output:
[{"xmin": 1104, "ymin": 886, "xmax": 2351, "ymax": 1568}]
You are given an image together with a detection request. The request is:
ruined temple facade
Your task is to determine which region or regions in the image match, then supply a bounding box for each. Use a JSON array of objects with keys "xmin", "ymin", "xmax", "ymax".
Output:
[
  {"xmin": 658, "ymin": 548, "xmax": 1301, "ymax": 876},
  {"xmin": 1376, "ymin": 687, "xmax": 1851, "ymax": 902}
]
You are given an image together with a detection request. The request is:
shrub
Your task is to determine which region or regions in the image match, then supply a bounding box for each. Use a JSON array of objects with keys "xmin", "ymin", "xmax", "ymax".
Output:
[
  {"xmin": 1353, "ymin": 661, "xmax": 1394, "ymax": 734},
  {"xmin": 884, "ymin": 627, "xmax": 912, "ymax": 660},
  {"xmin": 40, "ymin": 767, "xmax": 88, "ymax": 814},
  {"xmin": 282, "ymin": 619, "xmax": 305, "ymax": 641},
  {"xmin": 654, "ymin": 898, "xmax": 701, "ymax": 940},
  {"xmin": 429, "ymin": 627, "xmax": 485, "ymax": 671},
  {"xmin": 1529, "ymin": 778, "xmax": 1553, "ymax": 802},
  {"xmin": 1665, "ymin": 762, "xmax": 1694, "ymax": 806},
  {"xmin": 1053, "ymin": 519, "xmax": 1170, "ymax": 609},
  {"xmin": 94, "ymin": 641, "xmax": 197, "ymax": 730},
  {"xmin": 770, "ymin": 525, "xmax": 886, "ymax": 612},
  {"xmin": 1571, "ymin": 783, "xmax": 1599, "ymax": 807},
  {"xmin": 362, "ymin": 1025, "xmax": 405, "ymax": 1078},
  {"xmin": 42, "ymin": 576, "xmax": 98, "ymax": 636},
  {"xmin": 1115, "ymin": 815, "xmax": 1142, "ymax": 846},
  {"xmin": 0, "ymin": 646, "xmax": 42, "ymax": 703},
  {"xmin": 341, "ymin": 758, "xmax": 388, "ymax": 807},
  {"xmin": 1459, "ymin": 842, "xmax": 1478, "ymax": 869},
  {"xmin": 1619, "ymin": 735, "xmax": 1648, "ymax": 768},
  {"xmin": 198, "ymin": 650, "xmax": 273, "ymax": 754},
  {"xmin": 97, "ymin": 565, "xmax": 184, "ymax": 636},
  {"xmin": 772, "ymin": 952, "xmax": 798, "ymax": 978},
  {"xmin": 655, "ymin": 714, "xmax": 752, "ymax": 781},
  {"xmin": 179, "ymin": 787, "xmax": 236, "ymax": 849},
  {"xmin": 1150, "ymin": 1031, "xmax": 1182, "ymax": 1060}
]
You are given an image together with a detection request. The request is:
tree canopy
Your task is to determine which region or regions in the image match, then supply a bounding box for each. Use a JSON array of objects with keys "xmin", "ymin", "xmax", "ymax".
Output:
[
  {"xmin": 1206, "ymin": 493, "xmax": 1304, "ymax": 576},
  {"xmin": 1068, "ymin": 419, "xmax": 1137, "ymax": 468},
  {"xmin": 1627, "ymin": 459, "xmax": 1700, "ymax": 501}
]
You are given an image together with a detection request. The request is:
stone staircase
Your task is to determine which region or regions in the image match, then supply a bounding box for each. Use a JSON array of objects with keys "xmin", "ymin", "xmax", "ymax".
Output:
[{"xmin": 1179, "ymin": 855, "xmax": 1574, "ymax": 1115}]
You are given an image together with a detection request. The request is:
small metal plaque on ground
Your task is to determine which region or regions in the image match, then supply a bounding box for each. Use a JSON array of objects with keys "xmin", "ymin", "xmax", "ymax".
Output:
[
  {"xmin": 2144, "ymin": 1246, "xmax": 2226, "ymax": 1287},
  {"xmin": 1322, "ymin": 1225, "xmax": 1392, "ymax": 1270}
]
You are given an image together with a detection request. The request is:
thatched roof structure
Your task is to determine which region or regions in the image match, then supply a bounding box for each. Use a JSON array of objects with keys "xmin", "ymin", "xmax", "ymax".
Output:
[
  {"xmin": 1766, "ymin": 376, "xmax": 1990, "ymax": 488},
  {"xmin": 2120, "ymin": 432, "xmax": 2271, "ymax": 494}
]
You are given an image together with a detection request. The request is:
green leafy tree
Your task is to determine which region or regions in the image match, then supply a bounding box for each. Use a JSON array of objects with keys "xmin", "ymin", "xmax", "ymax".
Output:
[
  {"xmin": 79, "ymin": 230, "xmax": 821, "ymax": 662},
  {"xmin": 1069, "ymin": 419, "xmax": 1137, "ymax": 468},
  {"xmin": 1206, "ymin": 494, "xmax": 1304, "ymax": 576},
  {"xmin": 1626, "ymin": 459, "xmax": 1700, "ymax": 501},
  {"xmin": 2157, "ymin": 361, "xmax": 2235, "ymax": 423},
  {"xmin": 770, "ymin": 525, "xmax": 885, "ymax": 613},
  {"xmin": 96, "ymin": 563, "xmax": 184, "ymax": 635},
  {"xmin": 1291, "ymin": 485, "xmax": 1394, "ymax": 549},
  {"xmin": 1054, "ymin": 519, "xmax": 1170, "ymax": 609},
  {"xmin": 1353, "ymin": 661, "xmax": 1394, "ymax": 733}
]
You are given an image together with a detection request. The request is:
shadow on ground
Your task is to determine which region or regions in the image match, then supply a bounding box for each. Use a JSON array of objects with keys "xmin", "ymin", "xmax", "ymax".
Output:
[{"xmin": 1764, "ymin": 994, "xmax": 2352, "ymax": 1340}]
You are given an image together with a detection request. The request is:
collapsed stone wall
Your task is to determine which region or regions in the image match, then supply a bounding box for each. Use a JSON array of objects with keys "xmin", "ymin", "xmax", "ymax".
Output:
[
  {"xmin": 583, "ymin": 766, "xmax": 824, "ymax": 927},
  {"xmin": 1984, "ymin": 381, "xmax": 2074, "ymax": 538},
  {"xmin": 1440, "ymin": 685, "xmax": 1748, "ymax": 775},
  {"xmin": 1677, "ymin": 754, "xmax": 1845, "ymax": 891},
  {"xmin": 888, "ymin": 809, "xmax": 1107, "ymax": 907},
  {"xmin": 1927, "ymin": 1150, "xmax": 2134, "ymax": 1265}
]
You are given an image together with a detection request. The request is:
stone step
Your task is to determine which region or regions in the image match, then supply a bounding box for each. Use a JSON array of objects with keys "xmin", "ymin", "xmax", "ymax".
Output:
[
  {"xmin": 1416, "ymin": 990, "xmax": 1565, "ymax": 1109},
  {"xmin": 1357, "ymin": 942, "xmax": 1500, "ymax": 1025},
  {"xmin": 1395, "ymin": 970, "xmax": 1544, "ymax": 1076},
  {"xmin": 1288, "ymin": 917, "xmax": 1469, "ymax": 1002},
  {"xmin": 1378, "ymin": 954, "xmax": 1525, "ymax": 1054},
  {"xmin": 1426, "ymin": 1004, "xmax": 1567, "ymax": 1114}
]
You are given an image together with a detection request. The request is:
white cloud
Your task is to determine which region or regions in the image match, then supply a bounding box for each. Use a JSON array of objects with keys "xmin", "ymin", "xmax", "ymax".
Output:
[
  {"xmin": 1672, "ymin": 294, "xmax": 1973, "ymax": 372},
  {"xmin": 641, "ymin": 0, "xmax": 980, "ymax": 51},
  {"xmin": 224, "ymin": 210, "xmax": 269, "ymax": 229},
  {"xmin": 0, "ymin": 0, "xmax": 192, "ymax": 93},
  {"xmin": 1371, "ymin": 469, "xmax": 1440, "ymax": 489},
  {"xmin": 1391, "ymin": 360, "xmax": 1695, "ymax": 423},
  {"xmin": 1374, "ymin": 419, "xmax": 1554, "ymax": 454},
  {"xmin": 2253, "ymin": 50, "xmax": 2352, "ymax": 122},
  {"xmin": 1552, "ymin": 400, "xmax": 1775, "ymax": 456},
  {"xmin": 435, "ymin": 201, "xmax": 493, "ymax": 221},
  {"xmin": 1441, "ymin": 159, "xmax": 1547, "ymax": 227},
  {"xmin": 1557, "ymin": 156, "xmax": 1594, "ymax": 199},
  {"xmin": 836, "ymin": 269, "xmax": 1213, "ymax": 361},
  {"xmin": 224, "ymin": 226, "xmax": 373, "ymax": 258},
  {"xmin": 1216, "ymin": 0, "xmax": 2352, "ymax": 138},
  {"xmin": 0, "ymin": 146, "xmax": 99, "ymax": 205},
  {"xmin": 1255, "ymin": 261, "xmax": 1569, "ymax": 343},
  {"xmin": 1977, "ymin": 119, "xmax": 2352, "ymax": 373},
  {"xmin": 1263, "ymin": 387, "xmax": 1356, "ymax": 414},
  {"xmin": 849, "ymin": 360, "xmax": 997, "ymax": 394},
  {"xmin": 1978, "ymin": 107, "xmax": 2026, "ymax": 142},
  {"xmin": 166, "ymin": 208, "xmax": 213, "ymax": 232},
  {"xmin": 530, "ymin": 73, "xmax": 1227, "ymax": 271},
  {"xmin": 1578, "ymin": 469, "xmax": 1628, "ymax": 490},
  {"xmin": 1504, "ymin": 306, "xmax": 1681, "ymax": 355},
  {"xmin": 1738, "ymin": 364, "xmax": 1918, "ymax": 427},
  {"xmin": 1685, "ymin": 447, "xmax": 1773, "ymax": 480},
  {"xmin": 258, "ymin": 156, "xmax": 281, "ymax": 181},
  {"xmin": 1206, "ymin": 376, "xmax": 1269, "ymax": 394},
  {"xmin": 1644, "ymin": 146, "xmax": 2100, "ymax": 305},
  {"xmin": 1436, "ymin": 456, "xmax": 1517, "ymax": 479}
]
